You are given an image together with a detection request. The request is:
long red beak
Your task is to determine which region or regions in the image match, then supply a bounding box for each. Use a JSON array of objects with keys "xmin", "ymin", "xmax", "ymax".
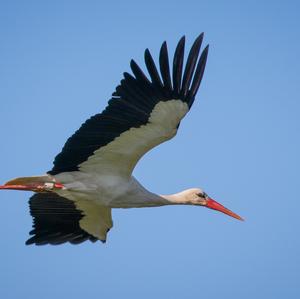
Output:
[{"xmin": 205, "ymin": 198, "xmax": 244, "ymax": 221}]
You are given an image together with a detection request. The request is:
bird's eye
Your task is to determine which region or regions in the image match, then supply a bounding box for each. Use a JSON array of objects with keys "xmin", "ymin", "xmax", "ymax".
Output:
[{"xmin": 197, "ymin": 192, "xmax": 208, "ymax": 199}]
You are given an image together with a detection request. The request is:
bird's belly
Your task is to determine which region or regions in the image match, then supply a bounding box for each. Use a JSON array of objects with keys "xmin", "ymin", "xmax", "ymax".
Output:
[{"xmin": 54, "ymin": 171, "xmax": 133, "ymax": 206}]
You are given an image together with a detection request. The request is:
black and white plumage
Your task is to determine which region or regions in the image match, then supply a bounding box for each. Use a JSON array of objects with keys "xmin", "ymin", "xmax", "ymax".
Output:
[
  {"xmin": 0, "ymin": 33, "xmax": 243, "ymax": 246},
  {"xmin": 27, "ymin": 193, "xmax": 99, "ymax": 245},
  {"xmin": 49, "ymin": 34, "xmax": 208, "ymax": 175}
]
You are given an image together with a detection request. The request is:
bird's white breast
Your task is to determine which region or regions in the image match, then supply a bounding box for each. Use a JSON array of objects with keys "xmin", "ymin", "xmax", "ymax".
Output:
[{"xmin": 53, "ymin": 172, "xmax": 162, "ymax": 208}]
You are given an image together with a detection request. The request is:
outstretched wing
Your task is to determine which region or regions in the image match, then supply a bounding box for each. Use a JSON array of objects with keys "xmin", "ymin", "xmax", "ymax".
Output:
[
  {"xmin": 48, "ymin": 34, "xmax": 209, "ymax": 177},
  {"xmin": 26, "ymin": 192, "xmax": 113, "ymax": 245}
]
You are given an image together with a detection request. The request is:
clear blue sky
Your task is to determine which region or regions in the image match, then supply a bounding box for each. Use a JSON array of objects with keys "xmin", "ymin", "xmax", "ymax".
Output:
[{"xmin": 0, "ymin": 1, "xmax": 299, "ymax": 298}]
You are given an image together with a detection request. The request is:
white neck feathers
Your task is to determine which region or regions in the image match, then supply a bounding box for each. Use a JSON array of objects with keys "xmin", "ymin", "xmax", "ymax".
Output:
[{"xmin": 160, "ymin": 189, "xmax": 195, "ymax": 205}]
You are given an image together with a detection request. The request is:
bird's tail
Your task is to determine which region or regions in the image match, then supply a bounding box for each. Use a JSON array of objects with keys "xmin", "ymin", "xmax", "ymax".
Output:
[{"xmin": 0, "ymin": 175, "xmax": 64, "ymax": 192}]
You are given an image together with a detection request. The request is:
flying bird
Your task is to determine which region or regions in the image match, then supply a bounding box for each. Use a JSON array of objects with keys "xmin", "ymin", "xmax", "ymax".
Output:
[{"xmin": 0, "ymin": 33, "xmax": 243, "ymax": 245}]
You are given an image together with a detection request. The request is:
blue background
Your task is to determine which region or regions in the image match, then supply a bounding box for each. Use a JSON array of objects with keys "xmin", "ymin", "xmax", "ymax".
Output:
[{"xmin": 0, "ymin": 1, "xmax": 299, "ymax": 298}]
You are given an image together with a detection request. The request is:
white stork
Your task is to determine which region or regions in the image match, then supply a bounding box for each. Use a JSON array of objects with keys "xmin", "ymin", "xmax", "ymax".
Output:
[{"xmin": 0, "ymin": 34, "xmax": 243, "ymax": 245}]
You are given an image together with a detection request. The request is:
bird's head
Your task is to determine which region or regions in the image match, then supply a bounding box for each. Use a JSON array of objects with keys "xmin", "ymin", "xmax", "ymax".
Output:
[{"xmin": 183, "ymin": 188, "xmax": 244, "ymax": 221}]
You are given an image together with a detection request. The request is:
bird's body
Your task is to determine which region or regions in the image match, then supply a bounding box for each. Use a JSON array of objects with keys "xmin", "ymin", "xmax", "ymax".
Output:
[
  {"xmin": 54, "ymin": 172, "xmax": 164, "ymax": 208},
  {"xmin": 0, "ymin": 34, "xmax": 243, "ymax": 245}
]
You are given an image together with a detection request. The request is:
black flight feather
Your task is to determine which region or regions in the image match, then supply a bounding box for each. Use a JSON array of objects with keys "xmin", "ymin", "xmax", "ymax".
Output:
[
  {"xmin": 181, "ymin": 33, "xmax": 204, "ymax": 100},
  {"xmin": 172, "ymin": 36, "xmax": 185, "ymax": 97},
  {"xmin": 159, "ymin": 41, "xmax": 172, "ymax": 94}
]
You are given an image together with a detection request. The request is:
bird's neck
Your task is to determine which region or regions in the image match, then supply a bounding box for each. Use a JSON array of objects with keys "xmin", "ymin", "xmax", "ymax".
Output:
[
  {"xmin": 124, "ymin": 190, "xmax": 190, "ymax": 207},
  {"xmin": 160, "ymin": 192, "xmax": 190, "ymax": 205}
]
